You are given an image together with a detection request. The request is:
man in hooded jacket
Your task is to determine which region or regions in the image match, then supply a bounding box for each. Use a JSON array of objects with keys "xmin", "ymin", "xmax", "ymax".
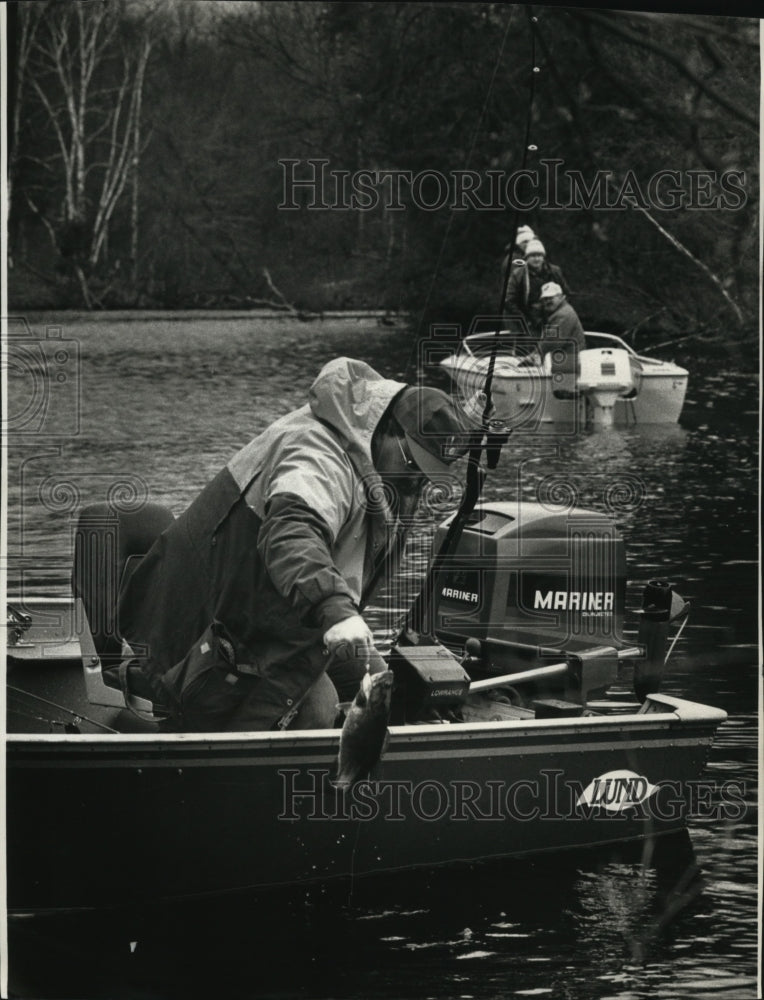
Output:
[{"xmin": 117, "ymin": 357, "xmax": 468, "ymax": 732}]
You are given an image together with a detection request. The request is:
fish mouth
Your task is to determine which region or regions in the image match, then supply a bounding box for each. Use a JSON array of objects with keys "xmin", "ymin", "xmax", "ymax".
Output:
[{"xmin": 362, "ymin": 668, "xmax": 394, "ymax": 698}]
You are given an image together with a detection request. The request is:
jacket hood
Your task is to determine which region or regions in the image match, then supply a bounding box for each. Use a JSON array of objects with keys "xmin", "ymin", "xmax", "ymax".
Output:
[{"xmin": 309, "ymin": 357, "xmax": 407, "ymax": 471}]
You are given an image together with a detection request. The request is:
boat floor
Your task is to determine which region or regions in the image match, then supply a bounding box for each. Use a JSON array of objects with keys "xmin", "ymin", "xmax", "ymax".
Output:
[{"xmin": 7, "ymin": 655, "xmax": 163, "ymax": 735}]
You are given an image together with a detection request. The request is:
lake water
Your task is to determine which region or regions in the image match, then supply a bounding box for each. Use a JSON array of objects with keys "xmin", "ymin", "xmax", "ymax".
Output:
[{"xmin": 5, "ymin": 315, "xmax": 760, "ymax": 998}]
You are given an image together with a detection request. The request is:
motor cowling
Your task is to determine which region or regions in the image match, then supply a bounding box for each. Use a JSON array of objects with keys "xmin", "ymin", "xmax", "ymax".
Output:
[
  {"xmin": 432, "ymin": 502, "xmax": 627, "ymax": 675},
  {"xmin": 577, "ymin": 348, "xmax": 634, "ymax": 427},
  {"xmin": 577, "ymin": 348, "xmax": 633, "ymax": 395}
]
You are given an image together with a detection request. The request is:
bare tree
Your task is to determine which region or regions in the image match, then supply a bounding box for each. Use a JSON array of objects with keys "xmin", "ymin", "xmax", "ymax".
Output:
[{"xmin": 13, "ymin": 0, "xmax": 153, "ymax": 305}]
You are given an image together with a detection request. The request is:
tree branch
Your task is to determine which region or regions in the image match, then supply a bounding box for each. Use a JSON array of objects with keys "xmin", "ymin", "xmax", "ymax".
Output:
[
  {"xmin": 261, "ymin": 268, "xmax": 298, "ymax": 314},
  {"xmin": 23, "ymin": 192, "xmax": 58, "ymax": 252},
  {"xmin": 630, "ymin": 203, "xmax": 745, "ymax": 325},
  {"xmin": 573, "ymin": 10, "xmax": 757, "ymax": 131}
]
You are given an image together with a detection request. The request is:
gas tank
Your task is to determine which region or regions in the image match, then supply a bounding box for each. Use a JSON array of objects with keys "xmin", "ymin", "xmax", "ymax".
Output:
[{"xmin": 433, "ymin": 502, "xmax": 627, "ymax": 673}]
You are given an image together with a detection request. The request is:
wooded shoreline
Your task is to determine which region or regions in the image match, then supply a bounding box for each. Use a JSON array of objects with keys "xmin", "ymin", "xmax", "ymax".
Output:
[{"xmin": 6, "ymin": 3, "xmax": 758, "ymax": 347}]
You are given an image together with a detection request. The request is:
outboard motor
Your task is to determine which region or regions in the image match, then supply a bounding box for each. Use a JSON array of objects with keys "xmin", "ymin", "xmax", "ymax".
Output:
[
  {"xmin": 432, "ymin": 502, "xmax": 627, "ymax": 676},
  {"xmin": 577, "ymin": 348, "xmax": 634, "ymax": 427}
]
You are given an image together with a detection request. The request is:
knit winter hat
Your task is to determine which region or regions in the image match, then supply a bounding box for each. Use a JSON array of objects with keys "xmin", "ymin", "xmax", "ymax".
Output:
[{"xmin": 524, "ymin": 239, "xmax": 546, "ymax": 256}]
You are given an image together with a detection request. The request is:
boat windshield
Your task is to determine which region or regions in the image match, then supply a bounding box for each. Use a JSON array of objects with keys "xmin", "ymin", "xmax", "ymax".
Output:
[
  {"xmin": 462, "ymin": 329, "xmax": 527, "ymax": 359},
  {"xmin": 583, "ymin": 331, "xmax": 635, "ymax": 355},
  {"xmin": 462, "ymin": 328, "xmax": 636, "ymax": 361}
]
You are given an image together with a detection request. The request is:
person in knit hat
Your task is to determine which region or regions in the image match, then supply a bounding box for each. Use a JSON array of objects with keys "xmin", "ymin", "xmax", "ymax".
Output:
[
  {"xmin": 501, "ymin": 225, "xmax": 536, "ymax": 260},
  {"xmin": 512, "ymin": 225, "xmax": 536, "ymax": 254},
  {"xmin": 499, "ymin": 225, "xmax": 537, "ymax": 293},
  {"xmin": 499, "ymin": 225, "xmax": 537, "ymax": 295},
  {"xmin": 504, "ymin": 238, "xmax": 571, "ymax": 333}
]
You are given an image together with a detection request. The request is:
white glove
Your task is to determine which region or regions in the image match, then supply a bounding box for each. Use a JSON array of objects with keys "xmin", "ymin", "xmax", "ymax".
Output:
[{"xmin": 323, "ymin": 614, "xmax": 375, "ymax": 663}]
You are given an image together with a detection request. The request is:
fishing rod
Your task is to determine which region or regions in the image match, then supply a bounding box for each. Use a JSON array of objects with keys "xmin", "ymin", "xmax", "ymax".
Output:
[
  {"xmin": 7, "ymin": 685, "xmax": 119, "ymax": 734},
  {"xmin": 400, "ymin": 6, "xmax": 540, "ymax": 644}
]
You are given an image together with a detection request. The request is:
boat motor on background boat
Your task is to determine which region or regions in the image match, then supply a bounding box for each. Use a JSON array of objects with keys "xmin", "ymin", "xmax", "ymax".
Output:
[{"xmin": 6, "ymin": 497, "xmax": 723, "ymax": 915}]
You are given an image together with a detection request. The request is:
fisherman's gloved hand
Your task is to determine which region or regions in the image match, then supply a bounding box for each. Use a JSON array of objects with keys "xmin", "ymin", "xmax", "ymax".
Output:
[
  {"xmin": 323, "ymin": 615, "xmax": 388, "ymax": 701},
  {"xmin": 323, "ymin": 614, "xmax": 375, "ymax": 664}
]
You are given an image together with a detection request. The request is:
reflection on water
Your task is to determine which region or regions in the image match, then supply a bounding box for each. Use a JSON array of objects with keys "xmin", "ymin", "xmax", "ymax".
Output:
[
  {"xmin": 5, "ymin": 317, "xmax": 760, "ymax": 999},
  {"xmin": 8, "ymin": 834, "xmax": 758, "ymax": 999}
]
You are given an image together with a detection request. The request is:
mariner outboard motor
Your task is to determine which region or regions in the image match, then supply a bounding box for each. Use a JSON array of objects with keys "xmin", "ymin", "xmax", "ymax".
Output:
[
  {"xmin": 431, "ymin": 501, "xmax": 627, "ymax": 674},
  {"xmin": 390, "ymin": 503, "xmax": 689, "ymax": 721}
]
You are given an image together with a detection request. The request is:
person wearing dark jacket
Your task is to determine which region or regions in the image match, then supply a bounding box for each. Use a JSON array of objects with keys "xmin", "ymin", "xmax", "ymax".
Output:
[
  {"xmin": 498, "ymin": 225, "xmax": 535, "ymax": 299},
  {"xmin": 117, "ymin": 358, "xmax": 469, "ymax": 733},
  {"xmin": 504, "ymin": 239, "xmax": 571, "ymax": 333},
  {"xmin": 537, "ymin": 281, "xmax": 585, "ymax": 372}
]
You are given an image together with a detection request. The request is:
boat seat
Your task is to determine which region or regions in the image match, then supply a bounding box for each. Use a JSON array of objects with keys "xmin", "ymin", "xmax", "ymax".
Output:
[{"xmin": 72, "ymin": 502, "xmax": 175, "ymax": 719}]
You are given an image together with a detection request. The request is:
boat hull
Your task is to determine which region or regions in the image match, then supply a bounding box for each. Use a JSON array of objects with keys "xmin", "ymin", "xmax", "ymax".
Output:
[
  {"xmin": 626, "ymin": 369, "xmax": 687, "ymax": 424},
  {"xmin": 440, "ymin": 338, "xmax": 688, "ymax": 428},
  {"xmin": 6, "ymin": 598, "xmax": 723, "ymax": 915},
  {"xmin": 7, "ymin": 693, "xmax": 724, "ymax": 914}
]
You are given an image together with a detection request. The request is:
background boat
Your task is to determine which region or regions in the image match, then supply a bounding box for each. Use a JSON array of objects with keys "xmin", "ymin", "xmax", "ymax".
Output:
[{"xmin": 440, "ymin": 328, "xmax": 689, "ymax": 429}]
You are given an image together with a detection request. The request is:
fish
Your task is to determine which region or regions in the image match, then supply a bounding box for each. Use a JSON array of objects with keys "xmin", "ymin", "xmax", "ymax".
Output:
[{"xmin": 333, "ymin": 669, "xmax": 394, "ymax": 791}]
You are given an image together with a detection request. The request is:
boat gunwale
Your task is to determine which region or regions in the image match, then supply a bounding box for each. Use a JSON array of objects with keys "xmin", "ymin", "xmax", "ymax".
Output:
[
  {"xmin": 6, "ymin": 696, "xmax": 728, "ymax": 749},
  {"xmin": 445, "ymin": 330, "xmax": 689, "ymax": 378}
]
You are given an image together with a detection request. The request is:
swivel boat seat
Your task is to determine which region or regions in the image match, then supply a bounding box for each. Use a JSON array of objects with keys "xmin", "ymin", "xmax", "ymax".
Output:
[{"xmin": 72, "ymin": 501, "xmax": 174, "ymax": 723}]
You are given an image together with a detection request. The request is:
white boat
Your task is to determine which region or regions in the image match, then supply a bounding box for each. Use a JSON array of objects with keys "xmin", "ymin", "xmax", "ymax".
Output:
[{"xmin": 440, "ymin": 328, "xmax": 688, "ymax": 429}]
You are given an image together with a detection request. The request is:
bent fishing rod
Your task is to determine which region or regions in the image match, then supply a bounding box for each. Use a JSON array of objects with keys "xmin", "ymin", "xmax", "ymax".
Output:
[{"xmin": 398, "ymin": 6, "xmax": 540, "ymax": 645}]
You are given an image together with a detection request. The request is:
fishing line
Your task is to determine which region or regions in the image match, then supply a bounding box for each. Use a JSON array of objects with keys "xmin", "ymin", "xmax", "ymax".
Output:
[
  {"xmin": 663, "ymin": 613, "xmax": 689, "ymax": 666},
  {"xmin": 345, "ymin": 811, "xmax": 365, "ymax": 910},
  {"xmin": 402, "ymin": 5, "xmax": 542, "ymax": 640},
  {"xmin": 483, "ymin": 4, "xmax": 540, "ymax": 419},
  {"xmin": 404, "ymin": 4, "xmax": 517, "ymax": 380}
]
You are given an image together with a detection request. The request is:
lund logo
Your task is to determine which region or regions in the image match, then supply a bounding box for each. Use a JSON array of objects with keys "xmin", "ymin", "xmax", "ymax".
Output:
[
  {"xmin": 442, "ymin": 588, "xmax": 479, "ymax": 603},
  {"xmin": 534, "ymin": 590, "xmax": 614, "ymax": 611},
  {"xmin": 577, "ymin": 769, "xmax": 658, "ymax": 813}
]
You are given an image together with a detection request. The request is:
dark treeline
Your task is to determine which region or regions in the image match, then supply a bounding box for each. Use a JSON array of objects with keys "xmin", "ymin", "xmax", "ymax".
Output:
[{"xmin": 6, "ymin": 1, "xmax": 759, "ymax": 345}]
